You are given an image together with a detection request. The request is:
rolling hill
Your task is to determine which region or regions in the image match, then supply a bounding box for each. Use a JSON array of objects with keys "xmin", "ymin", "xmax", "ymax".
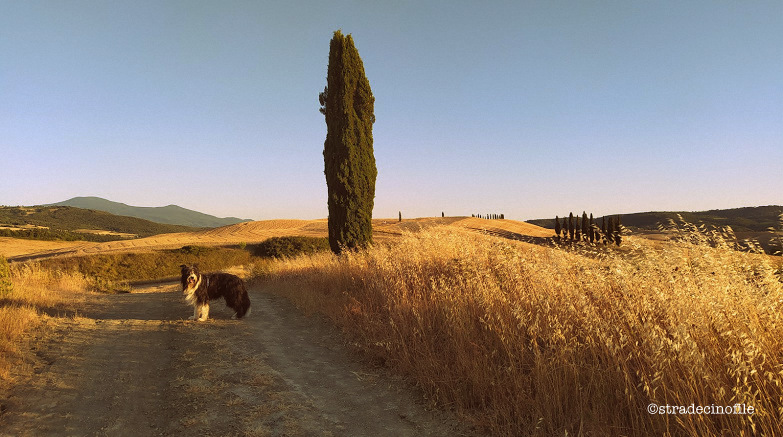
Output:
[
  {"xmin": 0, "ymin": 205, "xmax": 198, "ymax": 238},
  {"xmin": 527, "ymin": 205, "xmax": 783, "ymax": 254},
  {"xmin": 527, "ymin": 206, "xmax": 783, "ymax": 233},
  {"xmin": 52, "ymin": 197, "xmax": 253, "ymax": 228},
  {"xmin": 1, "ymin": 217, "xmax": 553, "ymax": 261}
]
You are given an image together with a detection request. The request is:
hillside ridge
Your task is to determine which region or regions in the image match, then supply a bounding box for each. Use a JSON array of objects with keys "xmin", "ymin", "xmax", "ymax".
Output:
[
  {"xmin": 527, "ymin": 205, "xmax": 783, "ymax": 232},
  {"xmin": 52, "ymin": 196, "xmax": 252, "ymax": 228}
]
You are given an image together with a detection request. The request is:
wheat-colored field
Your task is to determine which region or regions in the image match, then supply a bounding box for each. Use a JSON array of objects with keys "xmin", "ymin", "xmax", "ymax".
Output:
[
  {"xmin": 0, "ymin": 263, "xmax": 88, "ymax": 383},
  {"xmin": 4, "ymin": 217, "xmax": 781, "ymax": 435},
  {"xmin": 0, "ymin": 217, "xmax": 550, "ymax": 260},
  {"xmin": 263, "ymin": 226, "xmax": 783, "ymax": 436}
]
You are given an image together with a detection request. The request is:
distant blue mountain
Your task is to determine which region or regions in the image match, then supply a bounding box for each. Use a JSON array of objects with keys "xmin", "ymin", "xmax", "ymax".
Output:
[{"xmin": 53, "ymin": 196, "xmax": 253, "ymax": 228}]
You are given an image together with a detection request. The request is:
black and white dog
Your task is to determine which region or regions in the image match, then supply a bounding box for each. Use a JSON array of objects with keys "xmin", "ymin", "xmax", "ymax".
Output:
[{"xmin": 180, "ymin": 264, "xmax": 251, "ymax": 321}]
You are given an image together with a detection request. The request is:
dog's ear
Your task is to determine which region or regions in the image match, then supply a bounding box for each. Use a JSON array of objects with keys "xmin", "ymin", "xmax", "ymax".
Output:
[{"xmin": 180, "ymin": 264, "xmax": 188, "ymax": 271}]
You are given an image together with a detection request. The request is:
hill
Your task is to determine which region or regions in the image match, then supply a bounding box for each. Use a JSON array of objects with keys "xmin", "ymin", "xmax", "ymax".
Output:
[
  {"xmin": 527, "ymin": 205, "xmax": 783, "ymax": 254},
  {"xmin": 52, "ymin": 196, "xmax": 252, "ymax": 228},
  {"xmin": 2, "ymin": 217, "xmax": 553, "ymax": 261},
  {"xmin": 527, "ymin": 205, "xmax": 783, "ymax": 232},
  {"xmin": 0, "ymin": 205, "xmax": 198, "ymax": 239}
]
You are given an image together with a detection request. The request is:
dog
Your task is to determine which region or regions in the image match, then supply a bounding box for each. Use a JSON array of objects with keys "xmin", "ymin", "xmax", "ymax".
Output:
[{"xmin": 180, "ymin": 264, "xmax": 251, "ymax": 321}]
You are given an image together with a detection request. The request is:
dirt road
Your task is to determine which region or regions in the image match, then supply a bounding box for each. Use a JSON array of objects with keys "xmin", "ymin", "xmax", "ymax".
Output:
[{"xmin": 1, "ymin": 284, "xmax": 475, "ymax": 436}]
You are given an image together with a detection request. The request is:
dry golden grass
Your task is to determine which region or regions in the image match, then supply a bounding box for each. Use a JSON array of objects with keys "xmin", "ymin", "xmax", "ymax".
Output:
[
  {"xmin": 1, "ymin": 216, "xmax": 551, "ymax": 260},
  {"xmin": 263, "ymin": 226, "xmax": 783, "ymax": 436},
  {"xmin": 0, "ymin": 263, "xmax": 88, "ymax": 383}
]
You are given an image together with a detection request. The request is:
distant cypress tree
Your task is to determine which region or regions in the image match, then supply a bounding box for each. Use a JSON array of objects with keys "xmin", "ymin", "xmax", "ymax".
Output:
[
  {"xmin": 561, "ymin": 216, "xmax": 567, "ymax": 238},
  {"xmin": 607, "ymin": 216, "xmax": 615, "ymax": 245},
  {"xmin": 442, "ymin": 212, "xmax": 445, "ymax": 218},
  {"xmin": 501, "ymin": 213, "xmax": 504, "ymax": 219},
  {"xmin": 575, "ymin": 216, "xmax": 581, "ymax": 241},
  {"xmin": 555, "ymin": 215, "xmax": 561, "ymax": 238},
  {"xmin": 399, "ymin": 211, "xmax": 402, "ymax": 222},
  {"xmin": 601, "ymin": 216, "xmax": 607, "ymax": 244},
  {"xmin": 615, "ymin": 215, "xmax": 622, "ymax": 246},
  {"xmin": 588, "ymin": 213, "xmax": 595, "ymax": 243},
  {"xmin": 582, "ymin": 211, "xmax": 588, "ymax": 240},
  {"xmin": 568, "ymin": 212, "xmax": 574, "ymax": 241},
  {"xmin": 321, "ymin": 30, "xmax": 377, "ymax": 254}
]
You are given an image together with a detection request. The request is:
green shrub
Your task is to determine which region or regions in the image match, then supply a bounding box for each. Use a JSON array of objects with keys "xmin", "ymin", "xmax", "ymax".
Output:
[
  {"xmin": 36, "ymin": 246, "xmax": 252, "ymax": 283},
  {"xmin": 250, "ymin": 236, "xmax": 331, "ymax": 259}
]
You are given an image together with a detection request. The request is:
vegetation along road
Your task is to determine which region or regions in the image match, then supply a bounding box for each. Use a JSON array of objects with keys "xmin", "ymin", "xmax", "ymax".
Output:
[{"xmin": 1, "ymin": 283, "xmax": 474, "ymax": 436}]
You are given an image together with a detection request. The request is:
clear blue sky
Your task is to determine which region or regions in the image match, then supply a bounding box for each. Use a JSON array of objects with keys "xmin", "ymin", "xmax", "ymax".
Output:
[{"xmin": 2, "ymin": 1, "xmax": 781, "ymax": 221}]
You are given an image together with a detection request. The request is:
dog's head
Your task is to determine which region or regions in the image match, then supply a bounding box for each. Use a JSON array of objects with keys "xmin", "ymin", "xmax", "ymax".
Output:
[{"xmin": 180, "ymin": 264, "xmax": 200, "ymax": 291}]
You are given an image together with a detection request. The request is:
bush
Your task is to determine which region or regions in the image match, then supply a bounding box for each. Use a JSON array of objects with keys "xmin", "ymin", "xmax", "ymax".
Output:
[
  {"xmin": 250, "ymin": 236, "xmax": 331, "ymax": 259},
  {"xmin": 36, "ymin": 246, "xmax": 252, "ymax": 283}
]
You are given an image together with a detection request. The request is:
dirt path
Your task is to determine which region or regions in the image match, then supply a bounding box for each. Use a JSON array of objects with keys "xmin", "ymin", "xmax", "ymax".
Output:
[{"xmin": 0, "ymin": 284, "xmax": 476, "ymax": 436}]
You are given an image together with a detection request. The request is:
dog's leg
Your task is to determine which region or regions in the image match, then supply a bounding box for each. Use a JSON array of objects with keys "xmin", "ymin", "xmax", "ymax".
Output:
[
  {"xmin": 198, "ymin": 303, "xmax": 210, "ymax": 321},
  {"xmin": 189, "ymin": 304, "xmax": 198, "ymax": 320}
]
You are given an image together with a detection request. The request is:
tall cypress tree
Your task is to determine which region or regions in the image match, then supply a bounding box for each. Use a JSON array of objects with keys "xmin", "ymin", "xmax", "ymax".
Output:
[
  {"xmin": 554, "ymin": 215, "xmax": 561, "ymax": 238},
  {"xmin": 320, "ymin": 31, "xmax": 377, "ymax": 254}
]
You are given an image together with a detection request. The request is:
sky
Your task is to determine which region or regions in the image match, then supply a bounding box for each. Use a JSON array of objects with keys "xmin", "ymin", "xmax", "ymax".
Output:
[{"xmin": 2, "ymin": 1, "xmax": 781, "ymax": 221}]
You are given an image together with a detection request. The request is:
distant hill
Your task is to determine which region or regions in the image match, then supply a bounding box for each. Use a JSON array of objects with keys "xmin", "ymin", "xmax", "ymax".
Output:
[
  {"xmin": 0, "ymin": 205, "xmax": 198, "ymax": 239},
  {"xmin": 527, "ymin": 206, "xmax": 783, "ymax": 232},
  {"xmin": 52, "ymin": 197, "xmax": 252, "ymax": 228},
  {"xmin": 527, "ymin": 206, "xmax": 783, "ymax": 255}
]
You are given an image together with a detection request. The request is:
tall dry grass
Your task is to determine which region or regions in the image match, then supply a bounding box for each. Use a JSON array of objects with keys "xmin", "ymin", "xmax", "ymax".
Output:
[
  {"xmin": 0, "ymin": 263, "xmax": 89, "ymax": 382},
  {"xmin": 263, "ymin": 226, "xmax": 783, "ymax": 436}
]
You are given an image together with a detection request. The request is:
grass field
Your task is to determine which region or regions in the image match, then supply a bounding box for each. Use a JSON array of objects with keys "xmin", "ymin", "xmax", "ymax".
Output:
[
  {"xmin": 263, "ymin": 226, "xmax": 783, "ymax": 436},
  {"xmin": 3, "ymin": 217, "xmax": 781, "ymax": 435},
  {"xmin": 0, "ymin": 262, "xmax": 88, "ymax": 383}
]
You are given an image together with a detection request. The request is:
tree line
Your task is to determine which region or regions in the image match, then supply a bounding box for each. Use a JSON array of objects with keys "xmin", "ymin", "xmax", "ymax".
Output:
[
  {"xmin": 471, "ymin": 214, "xmax": 505, "ymax": 220},
  {"xmin": 554, "ymin": 212, "xmax": 623, "ymax": 246}
]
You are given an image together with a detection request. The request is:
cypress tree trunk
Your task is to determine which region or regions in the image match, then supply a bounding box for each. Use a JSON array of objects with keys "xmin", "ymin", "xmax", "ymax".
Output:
[{"xmin": 321, "ymin": 31, "xmax": 377, "ymax": 254}]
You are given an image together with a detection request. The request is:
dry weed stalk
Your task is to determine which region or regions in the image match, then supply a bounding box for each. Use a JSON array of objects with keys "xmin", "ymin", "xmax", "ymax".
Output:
[
  {"xmin": 264, "ymin": 225, "xmax": 783, "ymax": 436},
  {"xmin": 0, "ymin": 263, "xmax": 89, "ymax": 382}
]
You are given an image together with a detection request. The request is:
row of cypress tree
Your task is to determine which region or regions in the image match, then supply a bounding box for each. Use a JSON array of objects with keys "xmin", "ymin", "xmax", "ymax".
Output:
[
  {"xmin": 554, "ymin": 212, "xmax": 623, "ymax": 246},
  {"xmin": 472, "ymin": 214, "xmax": 505, "ymax": 220}
]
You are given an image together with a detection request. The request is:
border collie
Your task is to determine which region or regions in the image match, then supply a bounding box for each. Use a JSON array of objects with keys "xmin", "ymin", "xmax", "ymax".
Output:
[{"xmin": 180, "ymin": 264, "xmax": 251, "ymax": 321}]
